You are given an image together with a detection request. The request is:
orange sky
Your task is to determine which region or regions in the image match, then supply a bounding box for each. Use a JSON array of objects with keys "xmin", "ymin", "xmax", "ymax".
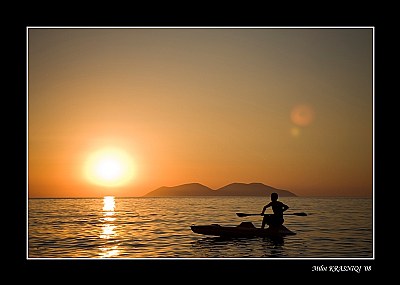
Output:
[{"xmin": 28, "ymin": 27, "xmax": 374, "ymax": 198}]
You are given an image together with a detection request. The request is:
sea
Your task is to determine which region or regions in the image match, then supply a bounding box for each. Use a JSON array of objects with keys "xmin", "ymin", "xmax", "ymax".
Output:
[{"xmin": 27, "ymin": 196, "xmax": 373, "ymax": 259}]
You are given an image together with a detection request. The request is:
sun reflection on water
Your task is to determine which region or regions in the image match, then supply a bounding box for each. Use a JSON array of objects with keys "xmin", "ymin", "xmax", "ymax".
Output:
[
  {"xmin": 103, "ymin": 196, "xmax": 115, "ymax": 211},
  {"xmin": 99, "ymin": 196, "xmax": 120, "ymax": 258}
]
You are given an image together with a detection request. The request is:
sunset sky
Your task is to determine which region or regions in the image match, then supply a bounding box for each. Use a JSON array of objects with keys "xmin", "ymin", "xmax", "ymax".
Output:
[{"xmin": 28, "ymin": 27, "xmax": 373, "ymax": 198}]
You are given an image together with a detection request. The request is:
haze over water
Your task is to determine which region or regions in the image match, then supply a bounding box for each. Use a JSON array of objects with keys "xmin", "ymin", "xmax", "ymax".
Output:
[{"xmin": 28, "ymin": 196, "xmax": 373, "ymax": 259}]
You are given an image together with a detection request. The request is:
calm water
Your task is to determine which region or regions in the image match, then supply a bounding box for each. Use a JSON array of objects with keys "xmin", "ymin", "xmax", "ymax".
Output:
[{"xmin": 28, "ymin": 196, "xmax": 373, "ymax": 259}]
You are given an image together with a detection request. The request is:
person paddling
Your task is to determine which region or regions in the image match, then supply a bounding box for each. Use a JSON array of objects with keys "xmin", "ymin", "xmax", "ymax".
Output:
[{"xmin": 260, "ymin": 192, "xmax": 289, "ymax": 229}]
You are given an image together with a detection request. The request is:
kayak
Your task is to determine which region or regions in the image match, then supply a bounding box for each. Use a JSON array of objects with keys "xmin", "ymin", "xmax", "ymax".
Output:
[{"xmin": 190, "ymin": 221, "xmax": 296, "ymax": 238}]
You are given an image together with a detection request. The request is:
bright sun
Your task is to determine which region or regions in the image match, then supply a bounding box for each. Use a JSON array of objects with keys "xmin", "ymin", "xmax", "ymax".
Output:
[{"xmin": 84, "ymin": 147, "xmax": 135, "ymax": 187}]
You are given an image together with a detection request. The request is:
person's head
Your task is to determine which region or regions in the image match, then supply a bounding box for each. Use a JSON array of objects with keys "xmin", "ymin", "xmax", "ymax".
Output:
[{"xmin": 271, "ymin": 192, "xmax": 278, "ymax": 201}]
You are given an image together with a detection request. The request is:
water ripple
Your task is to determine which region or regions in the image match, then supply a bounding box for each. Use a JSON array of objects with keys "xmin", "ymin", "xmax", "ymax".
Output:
[{"xmin": 28, "ymin": 196, "xmax": 373, "ymax": 258}]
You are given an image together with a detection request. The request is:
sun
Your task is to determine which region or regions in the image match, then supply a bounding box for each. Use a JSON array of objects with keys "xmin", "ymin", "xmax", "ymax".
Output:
[{"xmin": 84, "ymin": 147, "xmax": 135, "ymax": 187}]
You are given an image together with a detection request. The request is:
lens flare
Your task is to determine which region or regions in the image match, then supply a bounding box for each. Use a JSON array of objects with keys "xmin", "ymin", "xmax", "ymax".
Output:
[
  {"xmin": 290, "ymin": 127, "xmax": 301, "ymax": 137},
  {"xmin": 291, "ymin": 104, "xmax": 315, "ymax": 127}
]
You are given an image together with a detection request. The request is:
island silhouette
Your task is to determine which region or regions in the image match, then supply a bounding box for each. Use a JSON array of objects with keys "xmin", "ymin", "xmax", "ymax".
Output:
[{"xmin": 143, "ymin": 182, "xmax": 297, "ymax": 197}]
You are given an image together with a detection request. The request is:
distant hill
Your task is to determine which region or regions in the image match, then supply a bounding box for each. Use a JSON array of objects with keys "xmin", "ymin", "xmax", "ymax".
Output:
[
  {"xmin": 144, "ymin": 183, "xmax": 216, "ymax": 197},
  {"xmin": 143, "ymin": 182, "xmax": 297, "ymax": 197},
  {"xmin": 216, "ymin": 182, "xmax": 296, "ymax": 197}
]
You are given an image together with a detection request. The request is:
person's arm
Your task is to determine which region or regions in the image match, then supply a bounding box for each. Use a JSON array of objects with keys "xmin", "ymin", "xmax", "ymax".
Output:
[
  {"xmin": 261, "ymin": 202, "xmax": 271, "ymax": 215},
  {"xmin": 282, "ymin": 203, "xmax": 289, "ymax": 212}
]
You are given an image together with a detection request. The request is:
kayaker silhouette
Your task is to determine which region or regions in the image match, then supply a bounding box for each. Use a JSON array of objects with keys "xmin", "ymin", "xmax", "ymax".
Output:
[{"xmin": 260, "ymin": 192, "xmax": 289, "ymax": 229}]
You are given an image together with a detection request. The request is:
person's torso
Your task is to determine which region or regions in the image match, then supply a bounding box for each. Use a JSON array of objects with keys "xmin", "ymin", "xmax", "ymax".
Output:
[{"xmin": 271, "ymin": 201, "xmax": 284, "ymax": 215}]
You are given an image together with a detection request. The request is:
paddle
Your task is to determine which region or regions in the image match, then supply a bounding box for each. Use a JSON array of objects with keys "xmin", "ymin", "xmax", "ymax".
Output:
[{"xmin": 236, "ymin": 212, "xmax": 307, "ymax": 217}]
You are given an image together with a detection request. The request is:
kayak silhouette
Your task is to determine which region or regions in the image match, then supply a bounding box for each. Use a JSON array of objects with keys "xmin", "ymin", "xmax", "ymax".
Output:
[
  {"xmin": 191, "ymin": 212, "xmax": 308, "ymax": 238},
  {"xmin": 191, "ymin": 221, "xmax": 296, "ymax": 238}
]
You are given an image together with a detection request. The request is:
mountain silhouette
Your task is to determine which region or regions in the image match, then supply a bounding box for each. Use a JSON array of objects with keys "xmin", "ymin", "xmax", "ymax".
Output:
[
  {"xmin": 216, "ymin": 182, "xmax": 296, "ymax": 196},
  {"xmin": 143, "ymin": 182, "xmax": 297, "ymax": 197},
  {"xmin": 144, "ymin": 183, "xmax": 215, "ymax": 197}
]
